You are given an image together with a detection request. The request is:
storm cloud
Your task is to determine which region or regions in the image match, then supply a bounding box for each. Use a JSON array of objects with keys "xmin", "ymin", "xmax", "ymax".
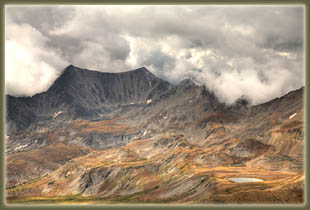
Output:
[{"xmin": 5, "ymin": 5, "xmax": 305, "ymax": 104}]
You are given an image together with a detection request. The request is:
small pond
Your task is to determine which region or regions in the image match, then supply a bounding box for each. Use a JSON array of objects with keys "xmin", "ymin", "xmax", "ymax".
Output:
[{"xmin": 227, "ymin": 177, "xmax": 263, "ymax": 183}]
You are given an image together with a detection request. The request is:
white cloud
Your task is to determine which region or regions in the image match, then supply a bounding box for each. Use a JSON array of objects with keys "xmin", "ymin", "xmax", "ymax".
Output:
[
  {"xmin": 5, "ymin": 5, "xmax": 305, "ymax": 105},
  {"xmin": 5, "ymin": 16, "xmax": 68, "ymax": 96},
  {"xmin": 71, "ymin": 40, "xmax": 129, "ymax": 72}
]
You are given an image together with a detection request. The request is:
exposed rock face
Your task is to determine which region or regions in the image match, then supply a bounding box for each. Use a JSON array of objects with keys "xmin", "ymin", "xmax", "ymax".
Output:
[
  {"xmin": 6, "ymin": 65, "xmax": 171, "ymax": 134},
  {"xmin": 5, "ymin": 65, "xmax": 305, "ymax": 204}
]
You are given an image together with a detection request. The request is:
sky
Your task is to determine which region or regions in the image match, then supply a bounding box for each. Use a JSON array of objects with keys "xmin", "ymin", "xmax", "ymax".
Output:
[{"xmin": 5, "ymin": 5, "xmax": 305, "ymax": 104}]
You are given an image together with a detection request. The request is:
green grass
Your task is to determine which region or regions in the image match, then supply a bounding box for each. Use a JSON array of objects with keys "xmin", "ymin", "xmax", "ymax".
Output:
[
  {"xmin": 47, "ymin": 181, "xmax": 55, "ymax": 185},
  {"xmin": 231, "ymin": 162, "xmax": 246, "ymax": 167},
  {"xmin": 6, "ymin": 186, "xmax": 163, "ymax": 205},
  {"xmin": 7, "ymin": 194, "xmax": 102, "ymax": 204}
]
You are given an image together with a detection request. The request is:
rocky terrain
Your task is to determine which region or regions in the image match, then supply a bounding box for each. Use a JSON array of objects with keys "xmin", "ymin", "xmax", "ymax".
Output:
[{"xmin": 5, "ymin": 65, "xmax": 305, "ymax": 204}]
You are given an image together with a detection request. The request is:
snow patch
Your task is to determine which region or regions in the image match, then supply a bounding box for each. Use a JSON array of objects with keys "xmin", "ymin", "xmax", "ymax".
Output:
[
  {"xmin": 227, "ymin": 177, "xmax": 263, "ymax": 183},
  {"xmin": 15, "ymin": 144, "xmax": 28, "ymax": 151},
  {"xmin": 53, "ymin": 111, "xmax": 63, "ymax": 118},
  {"xmin": 37, "ymin": 128, "xmax": 48, "ymax": 133},
  {"xmin": 289, "ymin": 113, "xmax": 297, "ymax": 119}
]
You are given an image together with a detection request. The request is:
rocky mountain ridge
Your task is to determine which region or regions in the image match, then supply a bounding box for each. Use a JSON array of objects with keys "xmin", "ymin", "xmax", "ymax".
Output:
[
  {"xmin": 5, "ymin": 65, "xmax": 305, "ymax": 204},
  {"xmin": 6, "ymin": 65, "xmax": 171, "ymax": 134}
]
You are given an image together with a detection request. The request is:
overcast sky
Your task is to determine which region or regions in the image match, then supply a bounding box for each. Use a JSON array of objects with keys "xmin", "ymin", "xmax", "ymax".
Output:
[{"xmin": 5, "ymin": 5, "xmax": 305, "ymax": 104}]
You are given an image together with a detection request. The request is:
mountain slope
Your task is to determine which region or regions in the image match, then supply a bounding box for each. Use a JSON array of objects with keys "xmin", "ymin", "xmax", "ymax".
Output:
[
  {"xmin": 5, "ymin": 65, "xmax": 305, "ymax": 204},
  {"xmin": 6, "ymin": 65, "xmax": 171, "ymax": 134}
]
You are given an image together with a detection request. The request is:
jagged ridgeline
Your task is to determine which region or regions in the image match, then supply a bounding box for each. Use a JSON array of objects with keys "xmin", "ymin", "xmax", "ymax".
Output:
[
  {"xmin": 5, "ymin": 65, "xmax": 304, "ymax": 204},
  {"xmin": 6, "ymin": 65, "xmax": 171, "ymax": 134}
]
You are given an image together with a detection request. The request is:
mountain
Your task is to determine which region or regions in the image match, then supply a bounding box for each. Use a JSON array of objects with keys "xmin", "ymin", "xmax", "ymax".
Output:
[
  {"xmin": 5, "ymin": 65, "xmax": 305, "ymax": 204},
  {"xmin": 6, "ymin": 65, "xmax": 171, "ymax": 134}
]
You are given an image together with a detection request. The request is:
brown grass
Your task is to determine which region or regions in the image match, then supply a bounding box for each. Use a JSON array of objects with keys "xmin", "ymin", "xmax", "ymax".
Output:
[
  {"xmin": 6, "ymin": 143, "xmax": 93, "ymax": 188},
  {"xmin": 278, "ymin": 121, "xmax": 303, "ymax": 131},
  {"xmin": 72, "ymin": 118, "xmax": 130, "ymax": 134},
  {"xmin": 196, "ymin": 112, "xmax": 239, "ymax": 126}
]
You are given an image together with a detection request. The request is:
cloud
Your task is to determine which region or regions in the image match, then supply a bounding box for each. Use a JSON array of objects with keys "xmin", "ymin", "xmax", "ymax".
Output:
[
  {"xmin": 5, "ymin": 15, "xmax": 68, "ymax": 96},
  {"xmin": 5, "ymin": 5, "xmax": 305, "ymax": 104}
]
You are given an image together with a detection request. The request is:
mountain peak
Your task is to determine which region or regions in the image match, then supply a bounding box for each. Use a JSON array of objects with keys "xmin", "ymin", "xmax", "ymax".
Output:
[
  {"xmin": 135, "ymin": 66, "xmax": 148, "ymax": 72},
  {"xmin": 63, "ymin": 65, "xmax": 152, "ymax": 75},
  {"xmin": 178, "ymin": 78, "xmax": 196, "ymax": 88},
  {"xmin": 63, "ymin": 64, "xmax": 80, "ymax": 72},
  {"xmin": 66, "ymin": 64, "xmax": 76, "ymax": 69},
  {"xmin": 126, "ymin": 66, "xmax": 152, "ymax": 75}
]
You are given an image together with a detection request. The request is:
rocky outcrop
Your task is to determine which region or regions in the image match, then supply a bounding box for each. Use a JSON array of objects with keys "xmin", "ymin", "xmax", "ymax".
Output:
[
  {"xmin": 6, "ymin": 65, "xmax": 171, "ymax": 134},
  {"xmin": 5, "ymin": 65, "xmax": 305, "ymax": 204}
]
